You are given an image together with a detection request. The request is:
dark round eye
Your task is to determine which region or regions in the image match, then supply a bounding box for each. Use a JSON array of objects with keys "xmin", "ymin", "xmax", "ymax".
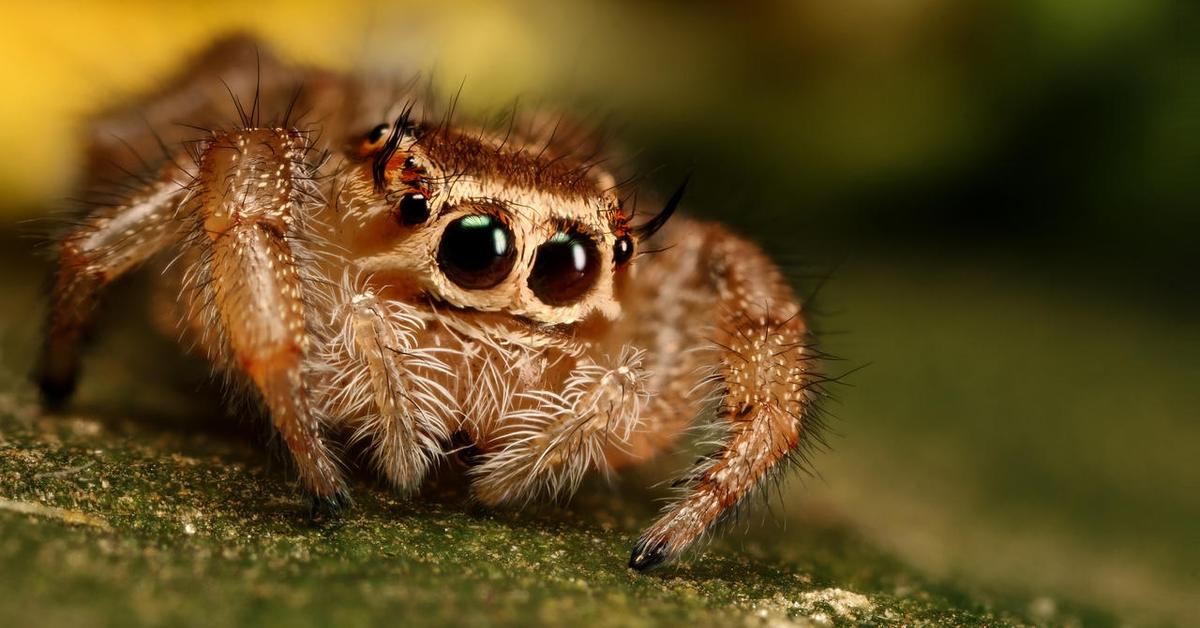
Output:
[
  {"xmin": 437, "ymin": 215, "xmax": 516, "ymax": 290},
  {"xmin": 396, "ymin": 192, "xmax": 429, "ymax": 225},
  {"xmin": 529, "ymin": 229, "xmax": 600, "ymax": 306},
  {"xmin": 366, "ymin": 123, "xmax": 390, "ymax": 143},
  {"xmin": 613, "ymin": 235, "xmax": 634, "ymax": 265}
]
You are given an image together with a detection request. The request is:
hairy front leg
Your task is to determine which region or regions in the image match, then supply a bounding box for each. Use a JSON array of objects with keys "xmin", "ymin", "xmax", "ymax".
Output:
[
  {"xmin": 624, "ymin": 219, "xmax": 822, "ymax": 571},
  {"xmin": 190, "ymin": 128, "xmax": 346, "ymax": 506},
  {"xmin": 36, "ymin": 162, "xmax": 192, "ymax": 404}
]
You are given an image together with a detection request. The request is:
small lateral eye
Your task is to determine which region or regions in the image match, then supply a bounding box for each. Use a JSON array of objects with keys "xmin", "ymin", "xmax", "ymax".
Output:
[
  {"xmin": 366, "ymin": 123, "xmax": 390, "ymax": 144},
  {"xmin": 396, "ymin": 192, "xmax": 430, "ymax": 225},
  {"xmin": 529, "ymin": 229, "xmax": 601, "ymax": 306},
  {"xmin": 613, "ymin": 235, "xmax": 634, "ymax": 265},
  {"xmin": 437, "ymin": 214, "xmax": 517, "ymax": 290}
]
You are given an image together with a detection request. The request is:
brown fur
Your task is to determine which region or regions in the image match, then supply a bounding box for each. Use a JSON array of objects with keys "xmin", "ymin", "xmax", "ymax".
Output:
[{"xmin": 36, "ymin": 36, "xmax": 823, "ymax": 570}]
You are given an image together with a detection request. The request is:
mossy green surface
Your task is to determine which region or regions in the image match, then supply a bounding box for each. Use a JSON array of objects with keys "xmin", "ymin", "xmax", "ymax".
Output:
[{"xmin": 0, "ymin": 400, "xmax": 1089, "ymax": 628}]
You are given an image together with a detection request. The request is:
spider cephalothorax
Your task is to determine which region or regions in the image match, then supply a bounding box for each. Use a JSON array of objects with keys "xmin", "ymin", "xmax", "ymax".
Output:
[
  {"xmin": 341, "ymin": 117, "xmax": 638, "ymax": 326},
  {"xmin": 36, "ymin": 37, "xmax": 825, "ymax": 571}
]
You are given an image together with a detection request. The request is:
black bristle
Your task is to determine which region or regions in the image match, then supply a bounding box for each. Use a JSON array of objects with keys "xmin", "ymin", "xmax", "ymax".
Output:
[
  {"xmin": 634, "ymin": 174, "xmax": 690, "ymax": 241},
  {"xmin": 372, "ymin": 104, "xmax": 415, "ymax": 193}
]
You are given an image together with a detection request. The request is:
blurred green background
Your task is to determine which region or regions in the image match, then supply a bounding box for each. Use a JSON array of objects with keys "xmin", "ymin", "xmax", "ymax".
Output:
[{"xmin": 0, "ymin": 1, "xmax": 1196, "ymax": 624}]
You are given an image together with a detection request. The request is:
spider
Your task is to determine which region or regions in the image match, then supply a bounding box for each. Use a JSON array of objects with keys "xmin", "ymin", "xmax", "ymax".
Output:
[{"xmin": 34, "ymin": 36, "xmax": 825, "ymax": 571}]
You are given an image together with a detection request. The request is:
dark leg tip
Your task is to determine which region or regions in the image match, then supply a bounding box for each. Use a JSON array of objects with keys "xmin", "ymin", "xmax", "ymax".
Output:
[
  {"xmin": 35, "ymin": 370, "xmax": 77, "ymax": 410},
  {"xmin": 628, "ymin": 538, "xmax": 669, "ymax": 572},
  {"xmin": 308, "ymin": 489, "xmax": 353, "ymax": 521}
]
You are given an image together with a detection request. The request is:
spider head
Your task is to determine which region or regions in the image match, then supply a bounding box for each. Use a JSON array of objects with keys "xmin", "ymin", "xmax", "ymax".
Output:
[{"xmin": 342, "ymin": 118, "xmax": 674, "ymax": 326}]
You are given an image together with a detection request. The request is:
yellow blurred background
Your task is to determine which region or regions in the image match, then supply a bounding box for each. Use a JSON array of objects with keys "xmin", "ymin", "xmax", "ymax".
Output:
[
  {"xmin": 0, "ymin": 0, "xmax": 475, "ymax": 208},
  {"xmin": 4, "ymin": 0, "xmax": 1175, "ymax": 217}
]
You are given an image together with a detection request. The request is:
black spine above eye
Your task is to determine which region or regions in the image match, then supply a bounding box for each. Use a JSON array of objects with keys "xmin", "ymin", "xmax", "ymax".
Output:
[
  {"xmin": 372, "ymin": 105, "xmax": 415, "ymax": 192},
  {"xmin": 529, "ymin": 228, "xmax": 601, "ymax": 306},
  {"xmin": 437, "ymin": 214, "xmax": 517, "ymax": 290}
]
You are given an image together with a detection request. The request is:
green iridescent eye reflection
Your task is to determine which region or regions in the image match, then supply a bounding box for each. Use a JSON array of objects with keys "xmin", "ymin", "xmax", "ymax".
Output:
[{"xmin": 437, "ymin": 214, "xmax": 516, "ymax": 289}]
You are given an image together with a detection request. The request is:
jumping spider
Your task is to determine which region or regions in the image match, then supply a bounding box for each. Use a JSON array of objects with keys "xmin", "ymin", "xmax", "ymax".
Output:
[{"xmin": 36, "ymin": 37, "xmax": 825, "ymax": 571}]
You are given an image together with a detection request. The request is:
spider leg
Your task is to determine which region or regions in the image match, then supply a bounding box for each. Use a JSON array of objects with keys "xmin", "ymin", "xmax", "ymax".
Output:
[
  {"xmin": 601, "ymin": 224, "xmax": 719, "ymax": 468},
  {"xmin": 188, "ymin": 128, "xmax": 346, "ymax": 508},
  {"xmin": 621, "ymin": 219, "xmax": 822, "ymax": 571},
  {"xmin": 39, "ymin": 35, "xmax": 314, "ymax": 405},
  {"xmin": 36, "ymin": 162, "xmax": 192, "ymax": 404}
]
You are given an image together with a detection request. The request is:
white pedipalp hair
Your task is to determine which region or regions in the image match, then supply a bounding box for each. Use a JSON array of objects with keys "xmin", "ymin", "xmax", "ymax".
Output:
[
  {"xmin": 318, "ymin": 271, "xmax": 456, "ymax": 491},
  {"xmin": 419, "ymin": 302, "xmax": 580, "ymax": 437},
  {"xmin": 470, "ymin": 345, "xmax": 651, "ymax": 504}
]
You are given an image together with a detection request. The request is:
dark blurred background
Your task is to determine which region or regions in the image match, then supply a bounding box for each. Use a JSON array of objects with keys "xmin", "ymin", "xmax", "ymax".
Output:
[{"xmin": 1, "ymin": 1, "xmax": 1196, "ymax": 623}]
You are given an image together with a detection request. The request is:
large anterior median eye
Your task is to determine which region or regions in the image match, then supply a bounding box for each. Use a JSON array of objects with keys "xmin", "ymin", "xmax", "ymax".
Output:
[
  {"xmin": 528, "ymin": 229, "xmax": 600, "ymax": 306},
  {"xmin": 437, "ymin": 215, "xmax": 516, "ymax": 289}
]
